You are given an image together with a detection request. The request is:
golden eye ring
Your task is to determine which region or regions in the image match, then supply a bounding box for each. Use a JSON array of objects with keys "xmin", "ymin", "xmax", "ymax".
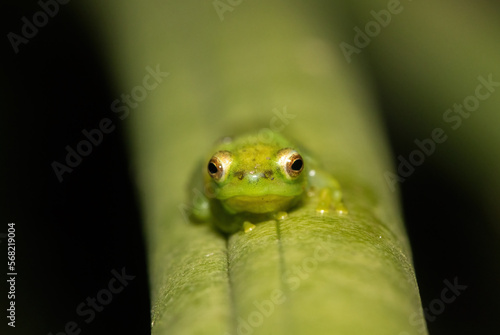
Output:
[
  {"xmin": 277, "ymin": 148, "xmax": 304, "ymax": 179},
  {"xmin": 207, "ymin": 151, "xmax": 232, "ymax": 182}
]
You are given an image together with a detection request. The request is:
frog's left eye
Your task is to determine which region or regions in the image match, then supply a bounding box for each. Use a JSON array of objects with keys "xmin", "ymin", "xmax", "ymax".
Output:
[
  {"xmin": 278, "ymin": 148, "xmax": 304, "ymax": 179},
  {"xmin": 207, "ymin": 151, "xmax": 232, "ymax": 182}
]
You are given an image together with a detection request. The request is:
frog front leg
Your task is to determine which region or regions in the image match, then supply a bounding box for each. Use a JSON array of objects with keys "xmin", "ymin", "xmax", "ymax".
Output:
[
  {"xmin": 209, "ymin": 200, "xmax": 250, "ymax": 234},
  {"xmin": 309, "ymin": 169, "xmax": 348, "ymax": 215},
  {"xmin": 188, "ymin": 187, "xmax": 212, "ymax": 222}
]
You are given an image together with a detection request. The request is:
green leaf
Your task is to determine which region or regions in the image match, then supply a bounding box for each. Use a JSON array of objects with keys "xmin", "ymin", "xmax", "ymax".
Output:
[{"xmin": 79, "ymin": 1, "xmax": 427, "ymax": 334}]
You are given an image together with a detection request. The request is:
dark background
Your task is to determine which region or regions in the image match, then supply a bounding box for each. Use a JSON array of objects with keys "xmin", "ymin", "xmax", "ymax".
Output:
[
  {"xmin": 1, "ymin": 2, "xmax": 150, "ymax": 335},
  {"xmin": 1, "ymin": 1, "xmax": 498, "ymax": 334}
]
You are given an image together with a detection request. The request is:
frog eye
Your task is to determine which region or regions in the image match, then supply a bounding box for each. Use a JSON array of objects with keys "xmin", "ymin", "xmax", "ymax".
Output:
[
  {"xmin": 207, "ymin": 151, "xmax": 232, "ymax": 182},
  {"xmin": 277, "ymin": 148, "xmax": 304, "ymax": 179},
  {"xmin": 286, "ymin": 153, "xmax": 304, "ymax": 177}
]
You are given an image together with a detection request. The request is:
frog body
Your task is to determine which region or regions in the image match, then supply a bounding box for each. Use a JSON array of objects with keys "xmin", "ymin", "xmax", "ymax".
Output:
[{"xmin": 189, "ymin": 132, "xmax": 346, "ymax": 233}]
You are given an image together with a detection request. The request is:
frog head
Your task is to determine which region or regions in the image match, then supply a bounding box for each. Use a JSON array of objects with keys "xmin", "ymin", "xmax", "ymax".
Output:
[{"xmin": 204, "ymin": 133, "xmax": 308, "ymax": 214}]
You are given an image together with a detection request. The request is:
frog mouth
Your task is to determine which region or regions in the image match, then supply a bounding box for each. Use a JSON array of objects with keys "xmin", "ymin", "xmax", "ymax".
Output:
[{"xmin": 222, "ymin": 194, "xmax": 299, "ymax": 214}]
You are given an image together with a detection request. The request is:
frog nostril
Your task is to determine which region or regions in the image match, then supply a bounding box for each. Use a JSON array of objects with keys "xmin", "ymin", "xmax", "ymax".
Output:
[
  {"xmin": 234, "ymin": 171, "xmax": 245, "ymax": 180},
  {"xmin": 262, "ymin": 170, "xmax": 274, "ymax": 179}
]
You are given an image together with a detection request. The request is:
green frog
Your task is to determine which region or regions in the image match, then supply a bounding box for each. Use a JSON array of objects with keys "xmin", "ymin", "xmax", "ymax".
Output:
[{"xmin": 189, "ymin": 132, "xmax": 347, "ymax": 233}]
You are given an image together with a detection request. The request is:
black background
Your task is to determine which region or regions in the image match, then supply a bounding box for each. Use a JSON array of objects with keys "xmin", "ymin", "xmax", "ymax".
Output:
[{"xmin": 1, "ymin": 2, "xmax": 150, "ymax": 335}]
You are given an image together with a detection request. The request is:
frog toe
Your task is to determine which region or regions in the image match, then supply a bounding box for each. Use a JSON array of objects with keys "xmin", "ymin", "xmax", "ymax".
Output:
[
  {"xmin": 243, "ymin": 221, "xmax": 256, "ymax": 233},
  {"xmin": 335, "ymin": 203, "xmax": 348, "ymax": 215}
]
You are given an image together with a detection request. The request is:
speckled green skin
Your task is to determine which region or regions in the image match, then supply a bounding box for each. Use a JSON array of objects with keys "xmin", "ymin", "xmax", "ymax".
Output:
[{"xmin": 191, "ymin": 132, "xmax": 345, "ymax": 233}]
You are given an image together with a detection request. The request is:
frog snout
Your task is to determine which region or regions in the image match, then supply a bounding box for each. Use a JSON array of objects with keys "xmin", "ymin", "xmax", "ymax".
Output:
[{"xmin": 235, "ymin": 170, "xmax": 275, "ymax": 182}]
